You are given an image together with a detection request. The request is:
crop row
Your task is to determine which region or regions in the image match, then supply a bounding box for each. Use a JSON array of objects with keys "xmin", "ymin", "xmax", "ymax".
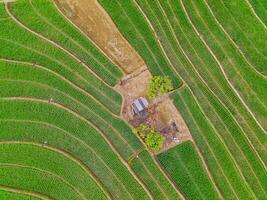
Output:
[
  {"xmin": 0, "ymin": 61, "xmax": 142, "ymax": 158},
  {"xmin": 0, "ymin": 164, "xmax": 83, "ymax": 200},
  {"xmin": 165, "ymin": 0, "xmax": 267, "ymax": 166},
  {"xmin": 0, "ymin": 3, "xmax": 7, "ymax": 18},
  {"xmin": 0, "ymin": 189, "xmax": 39, "ymax": 200},
  {"xmin": 10, "ymin": 0, "xmax": 123, "ymax": 86},
  {"xmin": 157, "ymin": 141, "xmax": 220, "ymax": 200},
  {"xmin": 172, "ymin": 88, "xmax": 256, "ymax": 200},
  {"xmin": 205, "ymin": 0, "xmax": 267, "ymax": 75},
  {"xmin": 130, "ymin": 150, "xmax": 180, "ymax": 200},
  {"xmin": 182, "ymin": 0, "xmax": 267, "ymax": 128},
  {"xmin": 0, "ymin": 7, "xmax": 122, "ymax": 114},
  {"xmin": 247, "ymin": 0, "xmax": 267, "ymax": 25},
  {"xmin": 0, "ymin": 100, "xmax": 150, "ymax": 200},
  {"xmin": 0, "ymin": 143, "xmax": 107, "ymax": 200},
  {"xmin": 98, "ymin": 0, "xmax": 182, "ymax": 88}
]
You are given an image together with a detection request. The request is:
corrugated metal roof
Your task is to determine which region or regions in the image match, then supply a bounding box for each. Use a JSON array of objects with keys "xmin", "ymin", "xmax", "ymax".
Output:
[{"xmin": 131, "ymin": 97, "xmax": 149, "ymax": 114}]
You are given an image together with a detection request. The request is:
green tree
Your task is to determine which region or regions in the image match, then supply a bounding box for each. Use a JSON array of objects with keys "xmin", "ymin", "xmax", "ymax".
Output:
[
  {"xmin": 132, "ymin": 124, "xmax": 165, "ymax": 151},
  {"xmin": 145, "ymin": 131, "xmax": 165, "ymax": 152},
  {"xmin": 132, "ymin": 124, "xmax": 152, "ymax": 139},
  {"xmin": 147, "ymin": 76, "xmax": 173, "ymax": 99}
]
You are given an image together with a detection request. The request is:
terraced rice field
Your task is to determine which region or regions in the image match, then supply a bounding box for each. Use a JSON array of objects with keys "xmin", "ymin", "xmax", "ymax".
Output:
[
  {"xmin": 158, "ymin": 141, "xmax": 220, "ymax": 200},
  {"xmin": 0, "ymin": 0, "xmax": 266, "ymax": 199},
  {"xmin": 98, "ymin": 0, "xmax": 267, "ymax": 199}
]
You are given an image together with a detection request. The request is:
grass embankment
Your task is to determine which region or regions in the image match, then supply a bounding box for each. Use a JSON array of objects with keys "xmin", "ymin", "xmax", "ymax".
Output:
[
  {"xmin": 158, "ymin": 141, "xmax": 220, "ymax": 200},
  {"xmin": 205, "ymin": 0, "xmax": 267, "ymax": 75}
]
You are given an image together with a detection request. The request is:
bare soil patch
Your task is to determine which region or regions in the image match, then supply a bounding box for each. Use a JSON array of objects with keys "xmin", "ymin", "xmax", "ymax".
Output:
[
  {"xmin": 54, "ymin": 0, "xmax": 144, "ymax": 74},
  {"xmin": 116, "ymin": 69, "xmax": 192, "ymax": 153},
  {"xmin": 154, "ymin": 97, "xmax": 192, "ymax": 154}
]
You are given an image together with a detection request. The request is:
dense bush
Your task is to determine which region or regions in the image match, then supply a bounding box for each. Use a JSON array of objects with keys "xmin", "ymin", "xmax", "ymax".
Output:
[
  {"xmin": 147, "ymin": 76, "xmax": 173, "ymax": 99},
  {"xmin": 132, "ymin": 124, "xmax": 165, "ymax": 151}
]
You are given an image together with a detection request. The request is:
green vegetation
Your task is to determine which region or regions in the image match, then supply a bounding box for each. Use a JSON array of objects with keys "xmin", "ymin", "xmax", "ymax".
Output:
[
  {"xmin": 145, "ymin": 132, "xmax": 165, "ymax": 152},
  {"xmin": 0, "ymin": 190, "xmax": 40, "ymax": 200},
  {"xmin": 0, "ymin": 100, "xmax": 149, "ymax": 200},
  {"xmin": 0, "ymin": 143, "xmax": 107, "ymax": 200},
  {"xmin": 132, "ymin": 124, "xmax": 165, "ymax": 151},
  {"xmin": 172, "ymin": 88, "xmax": 262, "ymax": 199},
  {"xmin": 247, "ymin": 0, "xmax": 267, "ymax": 25},
  {"xmin": 1, "ymin": 0, "xmax": 266, "ymax": 199},
  {"xmin": 0, "ymin": 4, "xmax": 122, "ymax": 115},
  {"xmin": 0, "ymin": 62, "xmax": 141, "ymax": 159},
  {"xmin": 205, "ymin": 0, "xmax": 267, "ymax": 75},
  {"xmin": 158, "ymin": 141, "xmax": 220, "ymax": 200},
  {"xmin": 0, "ymin": 165, "xmax": 82, "ymax": 200},
  {"xmin": 130, "ymin": 150, "xmax": 180, "ymax": 200},
  {"xmin": 183, "ymin": 0, "xmax": 267, "ymax": 127},
  {"xmin": 10, "ymin": 0, "xmax": 123, "ymax": 86},
  {"xmin": 147, "ymin": 76, "xmax": 173, "ymax": 99},
  {"xmin": 0, "ymin": 3, "xmax": 7, "ymax": 18}
]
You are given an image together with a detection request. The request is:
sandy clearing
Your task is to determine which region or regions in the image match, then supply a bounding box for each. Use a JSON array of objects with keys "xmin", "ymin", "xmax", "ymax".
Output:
[
  {"xmin": 1, "ymin": 0, "xmax": 16, "ymax": 3},
  {"xmin": 116, "ymin": 68, "xmax": 192, "ymax": 153},
  {"xmin": 54, "ymin": 0, "xmax": 144, "ymax": 74}
]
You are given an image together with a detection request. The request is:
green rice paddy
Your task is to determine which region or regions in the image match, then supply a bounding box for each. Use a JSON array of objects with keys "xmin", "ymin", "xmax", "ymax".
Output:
[{"xmin": 1, "ymin": 0, "xmax": 266, "ymax": 199}]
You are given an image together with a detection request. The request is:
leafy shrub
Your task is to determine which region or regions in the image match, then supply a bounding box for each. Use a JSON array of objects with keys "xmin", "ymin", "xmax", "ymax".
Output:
[
  {"xmin": 148, "ymin": 76, "xmax": 173, "ymax": 99},
  {"xmin": 132, "ymin": 124, "xmax": 165, "ymax": 151}
]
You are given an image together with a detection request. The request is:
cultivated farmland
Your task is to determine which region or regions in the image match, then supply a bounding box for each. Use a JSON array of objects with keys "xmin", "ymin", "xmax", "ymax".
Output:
[
  {"xmin": 158, "ymin": 141, "xmax": 220, "ymax": 200},
  {"xmin": 99, "ymin": 0, "xmax": 267, "ymax": 199},
  {"xmin": 0, "ymin": 0, "xmax": 266, "ymax": 200}
]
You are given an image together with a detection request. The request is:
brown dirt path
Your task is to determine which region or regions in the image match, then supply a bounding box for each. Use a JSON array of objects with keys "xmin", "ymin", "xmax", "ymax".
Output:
[{"xmin": 54, "ymin": 0, "xmax": 144, "ymax": 74}]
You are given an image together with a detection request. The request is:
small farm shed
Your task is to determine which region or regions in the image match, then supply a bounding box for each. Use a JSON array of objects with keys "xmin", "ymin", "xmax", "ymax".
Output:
[{"xmin": 131, "ymin": 97, "xmax": 149, "ymax": 115}]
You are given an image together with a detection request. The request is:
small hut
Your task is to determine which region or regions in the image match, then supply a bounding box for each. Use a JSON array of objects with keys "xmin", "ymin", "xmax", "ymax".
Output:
[{"xmin": 131, "ymin": 97, "xmax": 149, "ymax": 116}]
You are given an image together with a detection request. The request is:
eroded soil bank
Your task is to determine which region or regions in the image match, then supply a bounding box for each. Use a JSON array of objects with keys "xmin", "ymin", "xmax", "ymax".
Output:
[{"xmin": 55, "ymin": 0, "xmax": 192, "ymax": 152}]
